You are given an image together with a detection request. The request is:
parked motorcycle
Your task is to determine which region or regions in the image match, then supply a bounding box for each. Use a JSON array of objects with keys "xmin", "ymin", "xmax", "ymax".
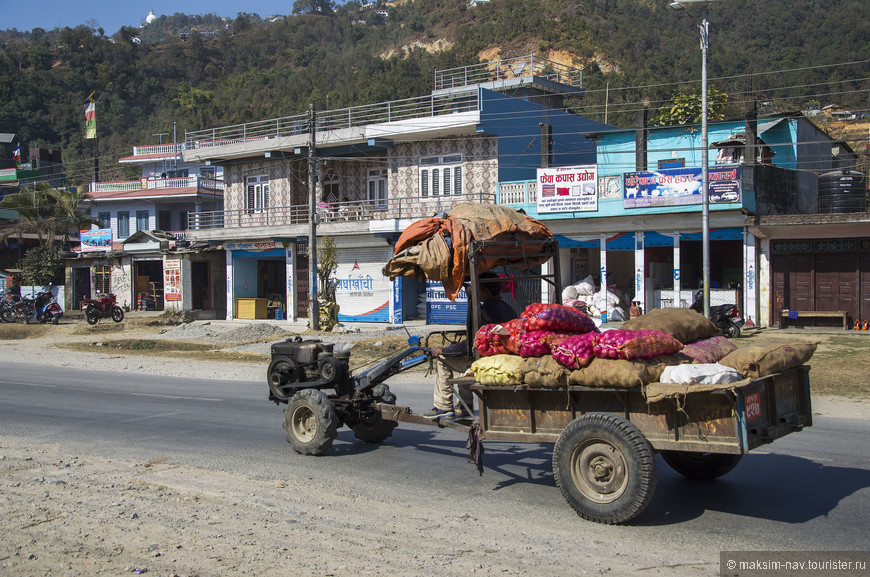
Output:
[
  {"xmin": 0, "ymin": 290, "xmax": 18, "ymax": 323},
  {"xmin": 690, "ymin": 289, "xmax": 745, "ymax": 338},
  {"xmin": 5, "ymin": 294, "xmax": 36, "ymax": 324},
  {"xmin": 33, "ymin": 289, "xmax": 63, "ymax": 324},
  {"xmin": 81, "ymin": 292, "xmax": 124, "ymax": 324}
]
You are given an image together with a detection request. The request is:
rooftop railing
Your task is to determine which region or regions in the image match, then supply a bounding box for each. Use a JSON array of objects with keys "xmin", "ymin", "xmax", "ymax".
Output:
[
  {"xmin": 434, "ymin": 54, "xmax": 583, "ymax": 92},
  {"xmin": 130, "ymin": 143, "xmax": 184, "ymax": 157},
  {"xmin": 185, "ymin": 91, "xmax": 482, "ymax": 151},
  {"xmin": 187, "ymin": 193, "xmax": 495, "ymax": 231}
]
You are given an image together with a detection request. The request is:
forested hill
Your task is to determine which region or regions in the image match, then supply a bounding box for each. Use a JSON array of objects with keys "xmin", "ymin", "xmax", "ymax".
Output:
[{"xmin": 1, "ymin": 0, "xmax": 868, "ymax": 186}]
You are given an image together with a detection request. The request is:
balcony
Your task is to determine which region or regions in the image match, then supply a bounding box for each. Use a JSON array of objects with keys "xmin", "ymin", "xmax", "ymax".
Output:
[
  {"xmin": 90, "ymin": 175, "xmax": 224, "ymax": 195},
  {"xmin": 187, "ymin": 193, "xmax": 496, "ymax": 231},
  {"xmin": 129, "ymin": 143, "xmax": 183, "ymax": 158}
]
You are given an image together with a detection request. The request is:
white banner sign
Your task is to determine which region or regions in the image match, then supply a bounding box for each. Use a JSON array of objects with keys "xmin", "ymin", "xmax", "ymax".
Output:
[{"xmin": 536, "ymin": 165, "xmax": 599, "ymax": 213}]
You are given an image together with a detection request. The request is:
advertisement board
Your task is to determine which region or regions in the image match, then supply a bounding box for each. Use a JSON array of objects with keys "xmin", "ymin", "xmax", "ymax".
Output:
[
  {"xmin": 536, "ymin": 165, "xmax": 599, "ymax": 213},
  {"xmin": 623, "ymin": 165, "xmax": 741, "ymax": 208},
  {"xmin": 80, "ymin": 229, "xmax": 112, "ymax": 252}
]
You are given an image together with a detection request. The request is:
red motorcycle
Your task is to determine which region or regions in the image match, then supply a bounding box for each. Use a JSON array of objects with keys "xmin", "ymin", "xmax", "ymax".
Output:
[{"xmin": 81, "ymin": 292, "xmax": 124, "ymax": 324}]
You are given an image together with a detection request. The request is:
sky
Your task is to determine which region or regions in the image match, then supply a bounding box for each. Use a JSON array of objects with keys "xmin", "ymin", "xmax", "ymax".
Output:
[{"xmin": 2, "ymin": 1, "xmax": 304, "ymax": 35}]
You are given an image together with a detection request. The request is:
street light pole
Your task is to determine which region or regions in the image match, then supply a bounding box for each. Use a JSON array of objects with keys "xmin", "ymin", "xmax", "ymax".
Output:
[{"xmin": 671, "ymin": 0, "xmax": 715, "ymax": 317}]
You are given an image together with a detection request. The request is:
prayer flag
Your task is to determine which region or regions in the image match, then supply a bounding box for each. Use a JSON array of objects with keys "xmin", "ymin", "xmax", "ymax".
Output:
[
  {"xmin": 12, "ymin": 143, "xmax": 20, "ymax": 162},
  {"xmin": 84, "ymin": 93, "xmax": 96, "ymax": 139}
]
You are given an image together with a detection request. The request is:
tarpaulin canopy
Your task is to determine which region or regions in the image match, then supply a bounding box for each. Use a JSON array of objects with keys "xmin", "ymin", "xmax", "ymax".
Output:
[{"xmin": 383, "ymin": 203, "xmax": 554, "ymax": 301}]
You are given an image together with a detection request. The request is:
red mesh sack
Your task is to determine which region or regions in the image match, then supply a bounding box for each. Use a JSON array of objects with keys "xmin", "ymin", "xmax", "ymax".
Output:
[
  {"xmin": 474, "ymin": 323, "xmax": 512, "ymax": 357},
  {"xmin": 593, "ymin": 329, "xmax": 684, "ymax": 360},
  {"xmin": 521, "ymin": 303, "xmax": 598, "ymax": 333},
  {"xmin": 551, "ymin": 332, "xmax": 600, "ymax": 370},
  {"xmin": 514, "ymin": 330, "xmax": 577, "ymax": 358}
]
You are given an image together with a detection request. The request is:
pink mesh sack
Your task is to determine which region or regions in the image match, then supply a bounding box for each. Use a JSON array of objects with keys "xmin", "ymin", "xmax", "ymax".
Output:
[
  {"xmin": 521, "ymin": 303, "xmax": 598, "ymax": 333},
  {"xmin": 593, "ymin": 329, "xmax": 684, "ymax": 360},
  {"xmin": 514, "ymin": 331, "xmax": 576, "ymax": 358},
  {"xmin": 474, "ymin": 323, "xmax": 513, "ymax": 357},
  {"xmin": 551, "ymin": 332, "xmax": 599, "ymax": 370}
]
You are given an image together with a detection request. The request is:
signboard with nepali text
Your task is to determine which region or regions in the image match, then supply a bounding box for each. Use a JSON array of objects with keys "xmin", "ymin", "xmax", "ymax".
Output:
[
  {"xmin": 536, "ymin": 165, "xmax": 599, "ymax": 213},
  {"xmin": 80, "ymin": 228, "xmax": 112, "ymax": 252},
  {"xmin": 623, "ymin": 165, "xmax": 742, "ymax": 208},
  {"xmin": 164, "ymin": 258, "xmax": 182, "ymax": 301}
]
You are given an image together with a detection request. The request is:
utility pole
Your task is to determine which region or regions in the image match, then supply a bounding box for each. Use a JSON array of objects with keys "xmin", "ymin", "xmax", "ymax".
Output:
[{"xmin": 308, "ymin": 104, "xmax": 319, "ymax": 330}]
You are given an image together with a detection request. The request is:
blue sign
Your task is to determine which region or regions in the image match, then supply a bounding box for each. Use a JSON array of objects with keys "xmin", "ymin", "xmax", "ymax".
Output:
[
  {"xmin": 80, "ymin": 228, "xmax": 112, "ymax": 251},
  {"xmin": 623, "ymin": 165, "xmax": 741, "ymax": 208}
]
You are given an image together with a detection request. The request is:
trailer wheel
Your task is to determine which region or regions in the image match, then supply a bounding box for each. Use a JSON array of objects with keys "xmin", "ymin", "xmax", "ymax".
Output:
[
  {"xmin": 553, "ymin": 413, "xmax": 657, "ymax": 524},
  {"xmin": 661, "ymin": 451, "xmax": 743, "ymax": 480},
  {"xmin": 351, "ymin": 384, "xmax": 399, "ymax": 443},
  {"xmin": 284, "ymin": 389, "xmax": 339, "ymax": 456}
]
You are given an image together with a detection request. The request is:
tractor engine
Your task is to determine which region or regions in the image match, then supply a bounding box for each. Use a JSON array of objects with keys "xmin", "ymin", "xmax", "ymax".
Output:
[{"xmin": 267, "ymin": 337, "xmax": 351, "ymax": 403}]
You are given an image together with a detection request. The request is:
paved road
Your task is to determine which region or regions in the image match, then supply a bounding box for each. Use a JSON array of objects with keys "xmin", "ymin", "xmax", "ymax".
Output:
[{"xmin": 1, "ymin": 361, "xmax": 869, "ymax": 556}]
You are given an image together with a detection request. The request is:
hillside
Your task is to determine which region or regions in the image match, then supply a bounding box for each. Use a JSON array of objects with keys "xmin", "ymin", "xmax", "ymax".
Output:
[{"xmin": 1, "ymin": 0, "xmax": 868, "ymax": 184}]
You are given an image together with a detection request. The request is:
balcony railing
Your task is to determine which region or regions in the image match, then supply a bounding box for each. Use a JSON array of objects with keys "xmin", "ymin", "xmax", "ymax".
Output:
[
  {"xmin": 130, "ymin": 143, "xmax": 183, "ymax": 157},
  {"xmin": 185, "ymin": 91, "xmax": 482, "ymax": 151},
  {"xmin": 90, "ymin": 176, "xmax": 224, "ymax": 194},
  {"xmin": 187, "ymin": 193, "xmax": 496, "ymax": 231},
  {"xmin": 434, "ymin": 55, "xmax": 584, "ymax": 92}
]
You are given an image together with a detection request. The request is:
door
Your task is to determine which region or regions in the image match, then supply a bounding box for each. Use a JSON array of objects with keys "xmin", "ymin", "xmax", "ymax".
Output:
[
  {"xmin": 72, "ymin": 267, "xmax": 91, "ymax": 309},
  {"xmin": 192, "ymin": 261, "xmax": 209, "ymax": 310},
  {"xmin": 295, "ymin": 244, "xmax": 310, "ymax": 319}
]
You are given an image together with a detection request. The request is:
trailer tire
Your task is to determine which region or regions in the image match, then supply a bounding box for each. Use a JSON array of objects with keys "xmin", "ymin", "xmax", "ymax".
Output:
[
  {"xmin": 661, "ymin": 451, "xmax": 743, "ymax": 480},
  {"xmin": 351, "ymin": 384, "xmax": 398, "ymax": 443},
  {"xmin": 284, "ymin": 389, "xmax": 339, "ymax": 456},
  {"xmin": 553, "ymin": 413, "xmax": 657, "ymax": 524}
]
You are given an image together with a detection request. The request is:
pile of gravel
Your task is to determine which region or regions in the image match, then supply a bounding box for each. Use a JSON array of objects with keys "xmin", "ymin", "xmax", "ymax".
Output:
[{"xmin": 154, "ymin": 322, "xmax": 292, "ymax": 344}]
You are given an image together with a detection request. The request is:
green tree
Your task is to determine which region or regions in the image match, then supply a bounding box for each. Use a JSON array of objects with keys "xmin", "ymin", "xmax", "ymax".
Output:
[
  {"xmin": 293, "ymin": 0, "xmax": 335, "ymax": 15},
  {"xmin": 653, "ymin": 87, "xmax": 728, "ymax": 126}
]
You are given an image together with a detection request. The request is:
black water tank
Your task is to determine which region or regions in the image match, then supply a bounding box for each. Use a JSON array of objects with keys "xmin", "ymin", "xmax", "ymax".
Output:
[{"xmin": 818, "ymin": 169, "xmax": 867, "ymax": 213}]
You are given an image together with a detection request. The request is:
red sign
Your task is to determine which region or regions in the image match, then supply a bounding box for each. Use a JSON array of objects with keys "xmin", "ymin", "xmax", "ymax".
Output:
[{"xmin": 744, "ymin": 392, "xmax": 762, "ymax": 420}]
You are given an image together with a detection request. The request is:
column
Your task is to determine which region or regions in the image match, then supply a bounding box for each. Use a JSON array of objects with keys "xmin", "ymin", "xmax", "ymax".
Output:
[
  {"xmin": 286, "ymin": 246, "xmax": 296, "ymax": 322},
  {"xmin": 743, "ymin": 231, "xmax": 757, "ymax": 327},
  {"xmin": 634, "ymin": 231, "xmax": 645, "ymax": 314},
  {"xmin": 599, "ymin": 234, "xmax": 608, "ymax": 321},
  {"xmin": 673, "ymin": 232, "xmax": 682, "ymax": 307},
  {"xmin": 225, "ymin": 250, "xmax": 234, "ymax": 321}
]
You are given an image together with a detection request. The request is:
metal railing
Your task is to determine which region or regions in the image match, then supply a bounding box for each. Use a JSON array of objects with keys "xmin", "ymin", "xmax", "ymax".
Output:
[
  {"xmin": 90, "ymin": 176, "xmax": 224, "ymax": 194},
  {"xmin": 187, "ymin": 193, "xmax": 496, "ymax": 231},
  {"xmin": 498, "ymin": 180, "xmax": 537, "ymax": 205},
  {"xmin": 130, "ymin": 143, "xmax": 183, "ymax": 157},
  {"xmin": 434, "ymin": 55, "xmax": 584, "ymax": 91},
  {"xmin": 185, "ymin": 92, "xmax": 482, "ymax": 151}
]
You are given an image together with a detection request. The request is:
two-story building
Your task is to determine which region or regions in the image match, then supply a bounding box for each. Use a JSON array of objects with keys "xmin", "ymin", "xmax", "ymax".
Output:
[
  {"xmin": 498, "ymin": 111, "xmax": 867, "ymax": 327},
  {"xmin": 183, "ymin": 55, "xmax": 612, "ymax": 323},
  {"xmin": 67, "ymin": 143, "xmax": 226, "ymax": 314}
]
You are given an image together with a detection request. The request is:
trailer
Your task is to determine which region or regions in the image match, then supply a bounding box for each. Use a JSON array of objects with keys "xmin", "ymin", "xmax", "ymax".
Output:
[{"xmin": 268, "ymin": 235, "xmax": 812, "ymax": 523}]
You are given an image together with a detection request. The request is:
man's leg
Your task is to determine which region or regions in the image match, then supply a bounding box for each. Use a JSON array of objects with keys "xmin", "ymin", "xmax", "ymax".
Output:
[{"xmin": 434, "ymin": 355, "xmax": 470, "ymax": 411}]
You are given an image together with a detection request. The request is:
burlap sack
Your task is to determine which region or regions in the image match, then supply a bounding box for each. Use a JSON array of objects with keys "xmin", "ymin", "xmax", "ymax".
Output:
[
  {"xmin": 567, "ymin": 357, "xmax": 668, "ymax": 389},
  {"xmin": 620, "ymin": 307, "xmax": 718, "ymax": 344},
  {"xmin": 681, "ymin": 335, "xmax": 738, "ymax": 364},
  {"xmin": 718, "ymin": 341, "xmax": 817, "ymax": 379},
  {"xmin": 521, "ymin": 355, "xmax": 570, "ymax": 387}
]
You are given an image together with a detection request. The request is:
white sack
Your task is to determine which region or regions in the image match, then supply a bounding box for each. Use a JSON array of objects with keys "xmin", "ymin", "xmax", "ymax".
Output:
[{"xmin": 660, "ymin": 363, "xmax": 744, "ymax": 386}]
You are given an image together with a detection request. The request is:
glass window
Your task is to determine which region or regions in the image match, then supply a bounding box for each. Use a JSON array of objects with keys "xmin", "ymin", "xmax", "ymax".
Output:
[
  {"xmin": 367, "ymin": 168, "xmax": 387, "ymax": 209},
  {"xmin": 98, "ymin": 212, "xmax": 111, "ymax": 228},
  {"xmin": 117, "ymin": 211, "xmax": 130, "ymax": 238},
  {"xmin": 93, "ymin": 265, "xmax": 111, "ymax": 294},
  {"xmin": 136, "ymin": 210, "xmax": 149, "ymax": 232}
]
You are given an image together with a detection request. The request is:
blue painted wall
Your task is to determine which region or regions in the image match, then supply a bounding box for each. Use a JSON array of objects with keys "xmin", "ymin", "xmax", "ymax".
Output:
[{"xmin": 479, "ymin": 89, "xmax": 615, "ymax": 183}]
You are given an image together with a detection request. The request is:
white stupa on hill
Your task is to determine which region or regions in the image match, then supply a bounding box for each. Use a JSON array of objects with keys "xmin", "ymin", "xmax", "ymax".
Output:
[{"xmin": 145, "ymin": 9, "xmax": 157, "ymax": 25}]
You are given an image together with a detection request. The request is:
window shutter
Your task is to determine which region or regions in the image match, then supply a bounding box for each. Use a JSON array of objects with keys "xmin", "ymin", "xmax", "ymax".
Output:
[
  {"xmin": 247, "ymin": 184, "xmax": 255, "ymax": 213},
  {"xmin": 421, "ymin": 169, "xmax": 429, "ymax": 197}
]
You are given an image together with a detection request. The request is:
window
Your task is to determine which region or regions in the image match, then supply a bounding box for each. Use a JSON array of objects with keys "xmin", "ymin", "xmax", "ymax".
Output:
[
  {"xmin": 420, "ymin": 154, "xmax": 462, "ymax": 197},
  {"xmin": 117, "ymin": 211, "xmax": 130, "ymax": 238},
  {"xmin": 200, "ymin": 167, "xmax": 215, "ymax": 180},
  {"xmin": 367, "ymin": 168, "xmax": 387, "ymax": 209},
  {"xmin": 158, "ymin": 211, "xmax": 171, "ymax": 231},
  {"xmin": 136, "ymin": 210, "xmax": 149, "ymax": 232},
  {"xmin": 98, "ymin": 212, "xmax": 111, "ymax": 228},
  {"xmin": 322, "ymin": 168, "xmax": 339, "ymax": 204},
  {"xmin": 93, "ymin": 265, "xmax": 111, "ymax": 294},
  {"xmin": 246, "ymin": 175, "xmax": 270, "ymax": 213}
]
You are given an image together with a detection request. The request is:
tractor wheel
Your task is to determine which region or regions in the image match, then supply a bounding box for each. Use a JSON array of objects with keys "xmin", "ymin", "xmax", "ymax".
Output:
[
  {"xmin": 553, "ymin": 412, "xmax": 657, "ymax": 524},
  {"xmin": 661, "ymin": 451, "xmax": 743, "ymax": 480},
  {"xmin": 283, "ymin": 389, "xmax": 339, "ymax": 456},
  {"xmin": 351, "ymin": 384, "xmax": 398, "ymax": 443}
]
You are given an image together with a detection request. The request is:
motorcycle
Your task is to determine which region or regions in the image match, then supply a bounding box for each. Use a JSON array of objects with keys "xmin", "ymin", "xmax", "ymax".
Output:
[
  {"xmin": 690, "ymin": 289, "xmax": 745, "ymax": 338},
  {"xmin": 1, "ymin": 290, "xmax": 19, "ymax": 323},
  {"xmin": 81, "ymin": 292, "xmax": 124, "ymax": 324},
  {"xmin": 33, "ymin": 289, "xmax": 63, "ymax": 324}
]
